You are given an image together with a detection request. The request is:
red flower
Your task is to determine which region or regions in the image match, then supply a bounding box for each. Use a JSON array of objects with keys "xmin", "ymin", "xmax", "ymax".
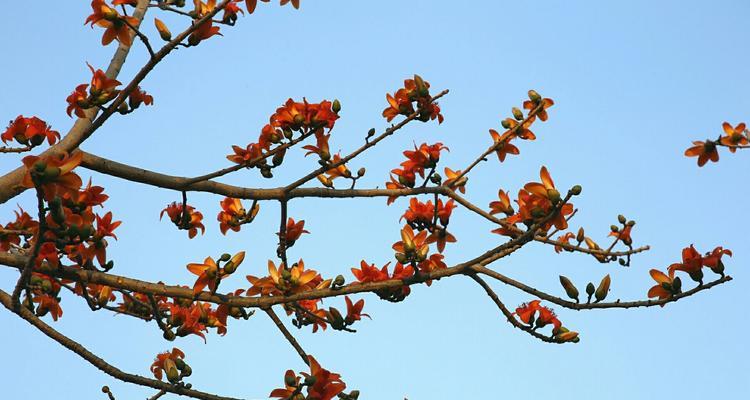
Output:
[
  {"xmin": 188, "ymin": 20, "xmax": 222, "ymax": 46},
  {"xmin": 719, "ymin": 122, "xmax": 748, "ymax": 152},
  {"xmin": 150, "ymin": 348, "xmax": 185, "ymax": 383},
  {"xmin": 21, "ymin": 152, "xmax": 83, "ymax": 200},
  {"xmin": 344, "ymin": 296, "xmax": 370, "ymax": 325},
  {"xmin": 85, "ymin": 0, "xmax": 138, "ymax": 46},
  {"xmin": 382, "ymin": 75, "xmax": 443, "ymax": 123},
  {"xmin": 1, "ymin": 116, "xmax": 60, "ymax": 147},
  {"xmin": 283, "ymin": 218, "xmax": 309, "ymax": 244},
  {"xmin": 161, "ymin": 202, "xmax": 205, "ymax": 238},
  {"xmin": 684, "ymin": 140, "xmax": 719, "ymax": 167}
]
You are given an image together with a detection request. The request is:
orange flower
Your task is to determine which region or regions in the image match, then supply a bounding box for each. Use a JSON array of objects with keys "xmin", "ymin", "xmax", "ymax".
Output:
[
  {"xmin": 344, "ymin": 296, "xmax": 370, "ymax": 325},
  {"xmin": 227, "ymin": 143, "xmax": 262, "ymax": 165},
  {"xmin": 160, "ymin": 202, "xmax": 205, "ymax": 238},
  {"xmin": 489, "ymin": 189, "xmax": 514, "ymax": 215},
  {"xmin": 186, "ymin": 252, "xmax": 244, "ymax": 295},
  {"xmin": 283, "ymin": 218, "xmax": 309, "ymax": 244},
  {"xmin": 392, "ymin": 225, "xmax": 429, "ymax": 263},
  {"xmin": 217, "ymin": 197, "xmax": 259, "ymax": 234},
  {"xmin": 513, "ymin": 300, "xmax": 561, "ymax": 330},
  {"xmin": 1, "ymin": 116, "xmax": 60, "ymax": 147},
  {"xmin": 668, "ymin": 245, "xmax": 704, "ymax": 282},
  {"xmin": 21, "ymin": 152, "xmax": 83, "ymax": 200},
  {"xmin": 66, "ymin": 84, "xmax": 90, "ymax": 118},
  {"xmin": 702, "ymin": 246, "xmax": 731, "ymax": 276},
  {"xmin": 489, "ymin": 129, "xmax": 520, "ymax": 162},
  {"xmin": 522, "ymin": 96, "xmax": 555, "ymax": 122},
  {"xmin": 247, "ymin": 259, "xmax": 329, "ymax": 296},
  {"xmin": 609, "ymin": 224, "xmax": 633, "ymax": 246},
  {"xmin": 271, "ymin": 355, "xmax": 344, "ymax": 400},
  {"xmin": 351, "ymin": 260, "xmax": 413, "ymax": 301},
  {"xmin": 647, "ymin": 269, "xmax": 680, "ymax": 301},
  {"xmin": 127, "ymin": 86, "xmax": 153, "ymax": 110},
  {"xmin": 382, "ymin": 75, "xmax": 443, "ymax": 123},
  {"xmin": 150, "ymin": 348, "xmax": 185, "ymax": 383},
  {"xmin": 719, "ymin": 122, "xmax": 748, "ymax": 152},
  {"xmin": 554, "ymin": 232, "xmax": 575, "ymax": 253},
  {"xmin": 33, "ymin": 294, "xmax": 63, "ymax": 321},
  {"xmin": 272, "ymin": 98, "xmax": 340, "ymax": 132},
  {"xmin": 188, "ymin": 20, "xmax": 222, "ymax": 46},
  {"xmin": 85, "ymin": 0, "xmax": 138, "ymax": 46},
  {"xmin": 684, "ymin": 140, "xmax": 719, "ymax": 167},
  {"xmin": 303, "ymin": 356, "xmax": 346, "ymax": 400},
  {"xmin": 442, "ymin": 167, "xmax": 467, "ymax": 193}
]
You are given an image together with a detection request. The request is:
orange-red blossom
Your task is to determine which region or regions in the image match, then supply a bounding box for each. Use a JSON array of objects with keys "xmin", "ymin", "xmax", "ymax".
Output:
[
  {"xmin": 186, "ymin": 252, "xmax": 245, "ymax": 295},
  {"xmin": 21, "ymin": 152, "xmax": 83, "ymax": 201},
  {"xmin": 382, "ymin": 75, "xmax": 444, "ymax": 124},
  {"xmin": 270, "ymin": 355, "xmax": 345, "ymax": 400},
  {"xmin": 161, "ymin": 202, "xmax": 205, "ymax": 238},
  {"xmin": 2, "ymin": 116, "xmax": 60, "ymax": 147},
  {"xmin": 150, "ymin": 348, "xmax": 187, "ymax": 383},
  {"xmin": 85, "ymin": 0, "xmax": 139, "ymax": 46}
]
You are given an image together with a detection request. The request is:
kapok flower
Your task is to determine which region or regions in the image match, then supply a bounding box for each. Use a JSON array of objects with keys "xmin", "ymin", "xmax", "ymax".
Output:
[
  {"xmin": 33, "ymin": 294, "xmax": 63, "ymax": 321},
  {"xmin": 668, "ymin": 245, "xmax": 704, "ymax": 283},
  {"xmin": 489, "ymin": 189, "xmax": 514, "ymax": 215},
  {"xmin": 719, "ymin": 122, "xmax": 748, "ymax": 152},
  {"xmin": 227, "ymin": 143, "xmax": 262, "ymax": 165},
  {"xmin": 127, "ymin": 86, "xmax": 153, "ymax": 110},
  {"xmin": 392, "ymin": 225, "xmax": 429, "ymax": 264},
  {"xmin": 270, "ymin": 355, "xmax": 344, "ymax": 400},
  {"xmin": 350, "ymin": 260, "xmax": 413, "ymax": 302},
  {"xmin": 150, "ymin": 348, "xmax": 186, "ymax": 383},
  {"xmin": 1, "ymin": 116, "xmax": 60, "ymax": 147},
  {"xmin": 247, "ymin": 259, "xmax": 329, "ymax": 296},
  {"xmin": 188, "ymin": 20, "xmax": 222, "ymax": 46},
  {"xmin": 684, "ymin": 140, "xmax": 719, "ymax": 167},
  {"xmin": 217, "ymin": 197, "xmax": 259, "ymax": 234},
  {"xmin": 85, "ymin": 0, "xmax": 138, "ymax": 46},
  {"xmin": 702, "ymin": 246, "xmax": 731, "ymax": 276},
  {"xmin": 21, "ymin": 152, "xmax": 83, "ymax": 200},
  {"xmin": 522, "ymin": 95, "xmax": 555, "ymax": 122},
  {"xmin": 609, "ymin": 224, "xmax": 633, "ymax": 246},
  {"xmin": 489, "ymin": 129, "xmax": 520, "ymax": 162},
  {"xmin": 382, "ymin": 75, "xmax": 443, "ymax": 123},
  {"xmin": 160, "ymin": 202, "xmax": 205, "ymax": 238},
  {"xmin": 442, "ymin": 167, "xmax": 467, "ymax": 194},
  {"xmin": 283, "ymin": 218, "xmax": 309, "ymax": 245},
  {"xmin": 647, "ymin": 269, "xmax": 681, "ymax": 302},
  {"xmin": 344, "ymin": 296, "xmax": 370, "ymax": 325},
  {"xmin": 187, "ymin": 252, "xmax": 244, "ymax": 295}
]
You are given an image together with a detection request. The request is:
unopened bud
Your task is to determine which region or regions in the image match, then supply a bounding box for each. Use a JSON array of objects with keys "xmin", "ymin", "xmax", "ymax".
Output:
[
  {"xmin": 155, "ymin": 18, "xmax": 172, "ymax": 41},
  {"xmin": 570, "ymin": 185, "xmax": 582, "ymax": 195},
  {"xmin": 559, "ymin": 275, "xmax": 579, "ymax": 302},
  {"xmin": 594, "ymin": 274, "xmax": 611, "ymax": 302},
  {"xmin": 617, "ymin": 214, "xmax": 626, "ymax": 224},
  {"xmin": 219, "ymin": 253, "xmax": 231, "ymax": 262},
  {"xmin": 512, "ymin": 107, "xmax": 524, "ymax": 120},
  {"xmin": 528, "ymin": 90, "xmax": 541, "ymax": 102},
  {"xmin": 357, "ymin": 167, "xmax": 366, "ymax": 177},
  {"xmin": 332, "ymin": 99, "xmax": 341, "ymax": 113},
  {"xmin": 367, "ymin": 128, "xmax": 376, "ymax": 138}
]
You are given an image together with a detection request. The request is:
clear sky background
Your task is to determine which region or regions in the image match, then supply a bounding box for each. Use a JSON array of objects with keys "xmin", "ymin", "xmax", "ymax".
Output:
[{"xmin": 1, "ymin": 1, "xmax": 749, "ymax": 399}]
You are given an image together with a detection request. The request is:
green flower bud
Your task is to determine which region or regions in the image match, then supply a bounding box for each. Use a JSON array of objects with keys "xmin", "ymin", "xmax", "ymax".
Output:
[
  {"xmin": 559, "ymin": 275, "xmax": 579, "ymax": 302},
  {"xmin": 332, "ymin": 99, "xmax": 341, "ymax": 113},
  {"xmin": 570, "ymin": 185, "xmax": 582, "ymax": 195},
  {"xmin": 512, "ymin": 107, "xmax": 524, "ymax": 120},
  {"xmin": 595, "ymin": 274, "xmax": 611, "ymax": 302}
]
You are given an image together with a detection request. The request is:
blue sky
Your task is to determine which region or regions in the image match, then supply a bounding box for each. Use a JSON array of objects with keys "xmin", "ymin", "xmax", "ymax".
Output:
[{"xmin": 1, "ymin": 1, "xmax": 749, "ymax": 399}]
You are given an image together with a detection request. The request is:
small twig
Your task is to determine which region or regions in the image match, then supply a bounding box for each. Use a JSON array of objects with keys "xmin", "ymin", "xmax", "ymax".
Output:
[{"xmin": 265, "ymin": 307, "xmax": 309, "ymax": 364}]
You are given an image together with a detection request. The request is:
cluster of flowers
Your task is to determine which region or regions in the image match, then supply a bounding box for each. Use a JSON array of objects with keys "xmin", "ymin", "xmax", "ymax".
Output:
[
  {"xmin": 271, "ymin": 355, "xmax": 350, "ymax": 400},
  {"xmin": 554, "ymin": 215, "xmax": 635, "ymax": 265},
  {"xmin": 228, "ymin": 98, "xmax": 341, "ymax": 179},
  {"xmin": 685, "ymin": 122, "xmax": 748, "ymax": 166},
  {"xmin": 401, "ymin": 197, "xmax": 456, "ymax": 253},
  {"xmin": 513, "ymin": 300, "xmax": 579, "ymax": 342},
  {"xmin": 490, "ymin": 166, "xmax": 575, "ymax": 236},
  {"xmin": 217, "ymin": 197, "xmax": 259, "ymax": 235},
  {"xmin": 1, "ymin": 116, "xmax": 60, "ymax": 149},
  {"xmin": 385, "ymin": 142, "xmax": 448, "ymax": 203},
  {"xmin": 488, "ymin": 90, "xmax": 554, "ymax": 163},
  {"xmin": 11, "ymin": 152, "xmax": 121, "ymax": 320},
  {"xmin": 382, "ymin": 75, "xmax": 444, "ymax": 123},
  {"xmin": 648, "ymin": 245, "xmax": 731, "ymax": 300},
  {"xmin": 66, "ymin": 63, "xmax": 152, "ymax": 118}
]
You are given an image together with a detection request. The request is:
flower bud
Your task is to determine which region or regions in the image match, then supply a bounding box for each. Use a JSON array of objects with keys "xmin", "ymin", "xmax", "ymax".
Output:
[
  {"xmin": 501, "ymin": 119, "xmax": 512, "ymax": 129},
  {"xmin": 333, "ymin": 275, "xmax": 345, "ymax": 287},
  {"xmin": 155, "ymin": 18, "xmax": 172, "ymax": 41},
  {"xmin": 367, "ymin": 128, "xmax": 376, "ymax": 138},
  {"xmin": 219, "ymin": 253, "xmax": 231, "ymax": 262},
  {"xmin": 285, "ymin": 373, "xmax": 298, "ymax": 387},
  {"xmin": 570, "ymin": 185, "xmax": 582, "ymax": 195},
  {"xmin": 512, "ymin": 107, "xmax": 524, "ymax": 120},
  {"xmin": 585, "ymin": 282, "xmax": 595, "ymax": 300},
  {"xmin": 594, "ymin": 274, "xmax": 611, "ymax": 302},
  {"xmin": 332, "ymin": 99, "xmax": 341, "ymax": 113},
  {"xmin": 357, "ymin": 167, "xmax": 366, "ymax": 177},
  {"xmin": 617, "ymin": 214, "xmax": 626, "ymax": 224},
  {"xmin": 546, "ymin": 188, "xmax": 561, "ymax": 203},
  {"xmin": 163, "ymin": 329, "xmax": 176, "ymax": 341},
  {"xmin": 559, "ymin": 275, "xmax": 579, "ymax": 302},
  {"xmin": 610, "ymin": 225, "xmax": 619, "ymax": 232},
  {"xmin": 528, "ymin": 90, "xmax": 541, "ymax": 102}
]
